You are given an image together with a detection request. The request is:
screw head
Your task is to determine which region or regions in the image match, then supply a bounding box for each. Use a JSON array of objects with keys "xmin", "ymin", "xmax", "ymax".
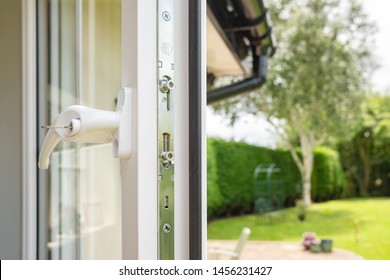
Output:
[
  {"xmin": 163, "ymin": 223, "xmax": 171, "ymax": 233},
  {"xmin": 162, "ymin": 11, "xmax": 171, "ymax": 21}
]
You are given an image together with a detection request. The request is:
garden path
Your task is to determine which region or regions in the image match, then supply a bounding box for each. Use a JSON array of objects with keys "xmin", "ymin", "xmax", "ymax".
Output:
[{"xmin": 208, "ymin": 240, "xmax": 364, "ymax": 260}]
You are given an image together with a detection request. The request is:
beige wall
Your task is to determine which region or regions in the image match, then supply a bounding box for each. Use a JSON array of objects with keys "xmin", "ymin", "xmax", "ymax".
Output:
[{"xmin": 0, "ymin": 0, "xmax": 23, "ymax": 259}]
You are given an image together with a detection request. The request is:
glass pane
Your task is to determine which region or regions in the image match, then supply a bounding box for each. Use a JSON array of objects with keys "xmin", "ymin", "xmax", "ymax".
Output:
[{"xmin": 41, "ymin": 0, "xmax": 122, "ymax": 259}]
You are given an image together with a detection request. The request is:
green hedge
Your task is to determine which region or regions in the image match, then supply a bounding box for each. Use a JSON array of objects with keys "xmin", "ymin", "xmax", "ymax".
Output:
[
  {"xmin": 207, "ymin": 139, "xmax": 223, "ymax": 218},
  {"xmin": 207, "ymin": 138, "xmax": 345, "ymax": 218},
  {"xmin": 311, "ymin": 147, "xmax": 345, "ymax": 201}
]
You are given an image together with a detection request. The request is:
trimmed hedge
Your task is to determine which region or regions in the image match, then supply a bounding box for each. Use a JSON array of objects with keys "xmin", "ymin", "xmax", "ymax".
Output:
[
  {"xmin": 207, "ymin": 139, "xmax": 223, "ymax": 218},
  {"xmin": 311, "ymin": 147, "xmax": 345, "ymax": 201},
  {"xmin": 207, "ymin": 138, "xmax": 345, "ymax": 218}
]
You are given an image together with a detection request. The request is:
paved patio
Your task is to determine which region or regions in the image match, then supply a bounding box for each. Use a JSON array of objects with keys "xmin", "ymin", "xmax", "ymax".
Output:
[{"xmin": 208, "ymin": 240, "xmax": 364, "ymax": 260}]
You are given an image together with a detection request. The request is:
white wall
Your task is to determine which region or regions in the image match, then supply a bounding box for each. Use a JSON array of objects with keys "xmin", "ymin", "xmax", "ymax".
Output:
[{"xmin": 0, "ymin": 0, "xmax": 23, "ymax": 260}]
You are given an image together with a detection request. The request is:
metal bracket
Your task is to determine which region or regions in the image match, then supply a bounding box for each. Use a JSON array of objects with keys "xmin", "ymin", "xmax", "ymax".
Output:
[{"xmin": 157, "ymin": 0, "xmax": 175, "ymax": 259}]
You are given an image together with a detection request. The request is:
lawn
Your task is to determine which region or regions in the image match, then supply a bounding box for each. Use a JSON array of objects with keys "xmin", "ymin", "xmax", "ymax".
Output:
[{"xmin": 208, "ymin": 198, "xmax": 390, "ymax": 259}]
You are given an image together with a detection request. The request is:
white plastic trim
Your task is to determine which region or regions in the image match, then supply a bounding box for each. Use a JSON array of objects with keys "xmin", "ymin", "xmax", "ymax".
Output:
[{"xmin": 22, "ymin": 0, "xmax": 37, "ymax": 259}]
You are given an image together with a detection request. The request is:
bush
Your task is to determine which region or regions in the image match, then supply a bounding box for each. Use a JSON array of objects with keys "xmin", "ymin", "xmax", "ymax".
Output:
[
  {"xmin": 207, "ymin": 139, "xmax": 223, "ymax": 217},
  {"xmin": 311, "ymin": 147, "xmax": 345, "ymax": 201},
  {"xmin": 207, "ymin": 138, "xmax": 346, "ymax": 218},
  {"xmin": 211, "ymin": 139, "xmax": 267, "ymax": 215}
]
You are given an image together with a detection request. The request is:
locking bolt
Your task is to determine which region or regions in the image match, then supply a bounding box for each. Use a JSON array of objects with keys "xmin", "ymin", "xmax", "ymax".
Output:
[
  {"xmin": 161, "ymin": 151, "xmax": 174, "ymax": 165},
  {"xmin": 159, "ymin": 76, "xmax": 175, "ymax": 92},
  {"xmin": 161, "ymin": 133, "xmax": 173, "ymax": 167},
  {"xmin": 161, "ymin": 151, "xmax": 174, "ymax": 161}
]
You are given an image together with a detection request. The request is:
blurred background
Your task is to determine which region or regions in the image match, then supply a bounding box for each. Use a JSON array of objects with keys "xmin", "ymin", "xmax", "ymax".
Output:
[{"xmin": 206, "ymin": 0, "xmax": 390, "ymax": 260}]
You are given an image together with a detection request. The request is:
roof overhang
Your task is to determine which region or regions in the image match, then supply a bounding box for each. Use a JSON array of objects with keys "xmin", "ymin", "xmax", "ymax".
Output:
[
  {"xmin": 206, "ymin": 0, "xmax": 276, "ymax": 103},
  {"xmin": 207, "ymin": 11, "xmax": 246, "ymax": 77}
]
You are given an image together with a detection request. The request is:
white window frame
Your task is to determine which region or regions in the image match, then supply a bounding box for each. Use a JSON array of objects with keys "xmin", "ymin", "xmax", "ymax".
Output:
[
  {"xmin": 22, "ymin": 0, "xmax": 37, "ymax": 260},
  {"xmin": 121, "ymin": 0, "xmax": 207, "ymax": 260}
]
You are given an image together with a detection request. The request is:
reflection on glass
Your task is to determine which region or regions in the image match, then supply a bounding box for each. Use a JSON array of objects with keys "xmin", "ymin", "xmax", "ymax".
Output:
[{"xmin": 45, "ymin": 0, "xmax": 122, "ymax": 259}]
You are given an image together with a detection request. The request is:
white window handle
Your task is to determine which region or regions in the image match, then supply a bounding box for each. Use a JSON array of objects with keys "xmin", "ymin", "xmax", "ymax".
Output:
[{"xmin": 38, "ymin": 87, "xmax": 132, "ymax": 169}]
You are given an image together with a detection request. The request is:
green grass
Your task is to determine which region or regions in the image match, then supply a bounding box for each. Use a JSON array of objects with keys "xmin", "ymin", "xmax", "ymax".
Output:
[{"xmin": 208, "ymin": 198, "xmax": 390, "ymax": 259}]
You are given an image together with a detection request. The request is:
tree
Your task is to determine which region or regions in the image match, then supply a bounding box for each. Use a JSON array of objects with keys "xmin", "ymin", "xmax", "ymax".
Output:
[
  {"xmin": 340, "ymin": 95, "xmax": 390, "ymax": 196},
  {"xmin": 213, "ymin": 0, "xmax": 377, "ymax": 205}
]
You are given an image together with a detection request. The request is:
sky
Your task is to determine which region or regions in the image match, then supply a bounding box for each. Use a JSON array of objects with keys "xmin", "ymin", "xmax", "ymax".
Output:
[
  {"xmin": 363, "ymin": 0, "xmax": 390, "ymax": 92},
  {"xmin": 207, "ymin": 0, "xmax": 390, "ymax": 147}
]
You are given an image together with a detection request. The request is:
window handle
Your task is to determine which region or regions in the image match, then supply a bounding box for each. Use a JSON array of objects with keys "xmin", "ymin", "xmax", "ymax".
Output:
[{"xmin": 38, "ymin": 87, "xmax": 132, "ymax": 169}]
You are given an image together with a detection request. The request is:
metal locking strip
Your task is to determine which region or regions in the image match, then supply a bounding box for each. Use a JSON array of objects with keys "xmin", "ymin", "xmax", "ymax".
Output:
[{"xmin": 157, "ymin": 0, "xmax": 175, "ymax": 260}]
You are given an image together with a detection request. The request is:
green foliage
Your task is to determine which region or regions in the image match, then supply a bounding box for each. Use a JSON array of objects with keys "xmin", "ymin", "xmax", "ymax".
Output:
[
  {"xmin": 339, "ymin": 95, "xmax": 390, "ymax": 196},
  {"xmin": 311, "ymin": 147, "xmax": 345, "ymax": 201},
  {"xmin": 207, "ymin": 139, "xmax": 345, "ymax": 217},
  {"xmin": 215, "ymin": 0, "xmax": 376, "ymax": 137},
  {"xmin": 208, "ymin": 198, "xmax": 390, "ymax": 260},
  {"xmin": 207, "ymin": 139, "xmax": 224, "ymax": 218},
  {"xmin": 211, "ymin": 139, "xmax": 269, "ymax": 215}
]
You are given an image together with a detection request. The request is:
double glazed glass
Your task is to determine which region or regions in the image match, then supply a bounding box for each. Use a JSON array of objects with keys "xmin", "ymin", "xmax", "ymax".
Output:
[{"xmin": 38, "ymin": 0, "xmax": 122, "ymax": 259}]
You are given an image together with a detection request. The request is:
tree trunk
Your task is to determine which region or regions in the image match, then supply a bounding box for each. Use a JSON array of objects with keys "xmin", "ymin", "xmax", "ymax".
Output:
[
  {"xmin": 361, "ymin": 159, "xmax": 371, "ymax": 196},
  {"xmin": 302, "ymin": 176, "xmax": 312, "ymax": 206},
  {"xmin": 276, "ymin": 110, "xmax": 316, "ymax": 206},
  {"xmin": 358, "ymin": 143, "xmax": 371, "ymax": 196},
  {"xmin": 286, "ymin": 131, "xmax": 315, "ymax": 206},
  {"xmin": 300, "ymin": 135, "xmax": 314, "ymax": 206}
]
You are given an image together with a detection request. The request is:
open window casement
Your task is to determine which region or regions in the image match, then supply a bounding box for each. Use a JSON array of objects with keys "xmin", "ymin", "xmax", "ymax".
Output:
[
  {"xmin": 33, "ymin": 0, "xmax": 205, "ymax": 260},
  {"xmin": 23, "ymin": 0, "xmax": 274, "ymax": 260}
]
